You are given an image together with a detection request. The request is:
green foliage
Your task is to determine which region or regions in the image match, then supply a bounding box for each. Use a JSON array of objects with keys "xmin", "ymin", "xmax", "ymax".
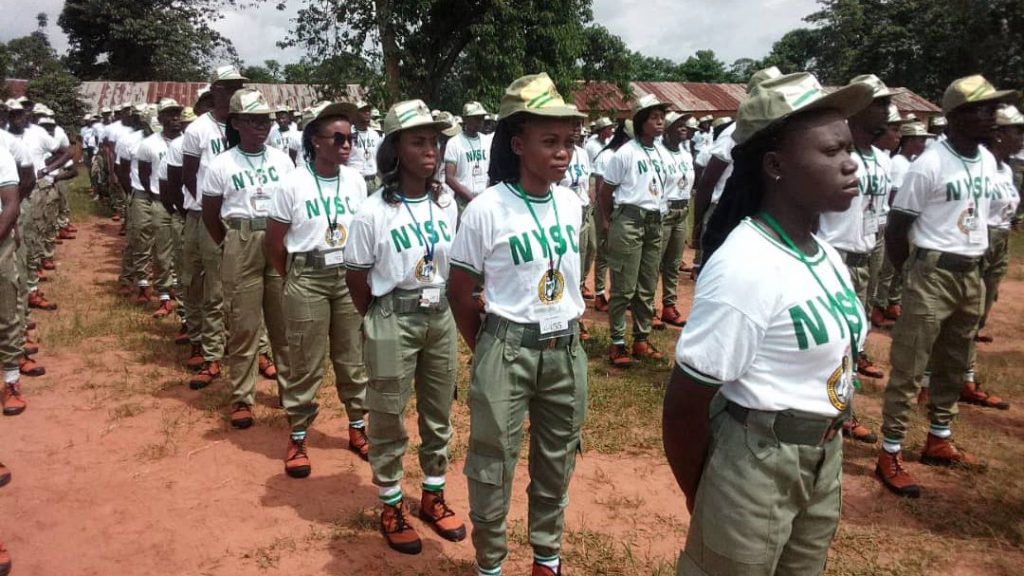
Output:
[
  {"xmin": 58, "ymin": 0, "xmax": 241, "ymax": 81},
  {"xmin": 27, "ymin": 68, "xmax": 88, "ymax": 128},
  {"xmin": 241, "ymin": 60, "xmax": 285, "ymax": 83}
]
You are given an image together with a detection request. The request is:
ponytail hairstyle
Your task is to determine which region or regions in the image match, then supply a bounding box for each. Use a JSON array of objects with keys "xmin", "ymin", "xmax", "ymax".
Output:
[
  {"xmin": 487, "ymin": 113, "xmax": 529, "ymax": 186},
  {"xmin": 376, "ymin": 131, "xmax": 443, "ymax": 206},
  {"xmin": 595, "ymin": 120, "xmax": 633, "ymax": 160},
  {"xmin": 224, "ymin": 116, "xmax": 240, "ymax": 151}
]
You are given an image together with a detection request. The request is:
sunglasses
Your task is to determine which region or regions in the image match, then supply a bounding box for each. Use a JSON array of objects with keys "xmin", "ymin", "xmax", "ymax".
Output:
[{"xmin": 317, "ymin": 132, "xmax": 355, "ymax": 146}]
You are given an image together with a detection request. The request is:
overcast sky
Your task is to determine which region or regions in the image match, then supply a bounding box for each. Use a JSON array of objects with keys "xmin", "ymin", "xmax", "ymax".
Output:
[{"xmin": 0, "ymin": 0, "xmax": 820, "ymax": 73}]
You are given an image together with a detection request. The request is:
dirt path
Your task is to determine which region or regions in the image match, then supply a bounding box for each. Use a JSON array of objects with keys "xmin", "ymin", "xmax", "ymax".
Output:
[{"xmin": 2, "ymin": 205, "xmax": 1024, "ymax": 575}]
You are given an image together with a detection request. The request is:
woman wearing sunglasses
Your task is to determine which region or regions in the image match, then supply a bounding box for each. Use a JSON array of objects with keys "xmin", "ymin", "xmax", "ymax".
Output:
[
  {"xmin": 265, "ymin": 102, "xmax": 370, "ymax": 477},
  {"xmin": 344, "ymin": 100, "xmax": 465, "ymax": 554},
  {"xmin": 201, "ymin": 89, "xmax": 294, "ymax": 429},
  {"xmin": 449, "ymin": 73, "xmax": 587, "ymax": 576}
]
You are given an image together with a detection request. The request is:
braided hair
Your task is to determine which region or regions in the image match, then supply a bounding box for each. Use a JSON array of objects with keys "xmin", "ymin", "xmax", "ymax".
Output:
[{"xmin": 376, "ymin": 131, "xmax": 444, "ymax": 206}]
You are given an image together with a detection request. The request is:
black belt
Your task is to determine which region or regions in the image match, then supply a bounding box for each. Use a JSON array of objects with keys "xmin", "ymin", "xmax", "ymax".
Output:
[
  {"xmin": 296, "ymin": 248, "xmax": 344, "ymax": 270},
  {"xmin": 132, "ymin": 190, "xmax": 159, "ymax": 202},
  {"xmin": 668, "ymin": 199, "xmax": 689, "ymax": 210},
  {"xmin": 617, "ymin": 204, "xmax": 662, "ymax": 223},
  {"xmin": 382, "ymin": 287, "xmax": 449, "ymax": 314},
  {"xmin": 916, "ymin": 248, "xmax": 980, "ymax": 273},
  {"xmin": 842, "ymin": 251, "xmax": 871, "ymax": 267},
  {"xmin": 481, "ymin": 314, "xmax": 577, "ymax": 350},
  {"xmin": 726, "ymin": 401, "xmax": 847, "ymax": 447},
  {"xmin": 226, "ymin": 217, "xmax": 267, "ymax": 231}
]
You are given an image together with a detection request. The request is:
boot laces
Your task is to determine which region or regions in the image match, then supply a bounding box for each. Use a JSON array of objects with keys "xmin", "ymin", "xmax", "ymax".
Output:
[{"xmin": 426, "ymin": 491, "xmax": 455, "ymax": 520}]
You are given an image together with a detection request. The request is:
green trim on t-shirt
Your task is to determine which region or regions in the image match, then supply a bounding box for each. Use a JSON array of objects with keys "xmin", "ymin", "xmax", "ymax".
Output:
[{"xmin": 745, "ymin": 218, "xmax": 827, "ymax": 264}]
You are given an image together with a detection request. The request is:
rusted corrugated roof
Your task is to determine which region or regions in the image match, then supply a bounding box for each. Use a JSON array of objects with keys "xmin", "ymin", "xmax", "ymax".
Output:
[{"xmin": 574, "ymin": 81, "xmax": 941, "ymax": 116}]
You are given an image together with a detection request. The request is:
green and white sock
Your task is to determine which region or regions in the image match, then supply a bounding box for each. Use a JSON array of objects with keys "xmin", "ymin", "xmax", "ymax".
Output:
[
  {"xmin": 929, "ymin": 424, "xmax": 951, "ymax": 439},
  {"xmin": 882, "ymin": 438, "xmax": 901, "ymax": 454},
  {"xmin": 350, "ymin": 419, "xmax": 365, "ymax": 429},
  {"xmin": 422, "ymin": 475, "xmax": 445, "ymax": 493},
  {"xmin": 378, "ymin": 485, "xmax": 402, "ymax": 506},
  {"xmin": 534, "ymin": 554, "xmax": 559, "ymax": 571},
  {"xmin": 477, "ymin": 566, "xmax": 501, "ymax": 576},
  {"xmin": 291, "ymin": 430, "xmax": 306, "ymax": 442}
]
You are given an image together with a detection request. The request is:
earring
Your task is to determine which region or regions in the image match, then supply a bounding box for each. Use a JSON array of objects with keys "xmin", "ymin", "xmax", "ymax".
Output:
[{"xmin": 774, "ymin": 175, "xmax": 782, "ymax": 182}]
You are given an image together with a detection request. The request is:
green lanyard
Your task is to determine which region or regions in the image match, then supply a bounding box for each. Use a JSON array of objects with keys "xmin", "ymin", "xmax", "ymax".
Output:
[
  {"xmin": 307, "ymin": 163, "xmax": 341, "ymax": 232},
  {"xmin": 757, "ymin": 212, "xmax": 862, "ymax": 373},
  {"xmin": 855, "ymin": 147, "xmax": 881, "ymax": 210},
  {"xmin": 240, "ymin": 147, "xmax": 268, "ymax": 186},
  {"xmin": 943, "ymin": 141, "xmax": 982, "ymax": 216},
  {"xmin": 509, "ymin": 183, "xmax": 563, "ymax": 279},
  {"xmin": 638, "ymin": 140, "xmax": 667, "ymax": 194}
]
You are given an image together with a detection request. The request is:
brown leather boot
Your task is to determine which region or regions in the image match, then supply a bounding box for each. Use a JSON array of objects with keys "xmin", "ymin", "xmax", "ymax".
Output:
[
  {"xmin": 883, "ymin": 304, "xmax": 902, "ymax": 321},
  {"xmin": 381, "ymin": 499, "xmax": 422, "ymax": 555},
  {"xmin": 258, "ymin": 354, "xmax": 277, "ymax": 380},
  {"xmin": 348, "ymin": 426, "xmax": 369, "ymax": 461},
  {"xmin": 22, "ymin": 334, "xmax": 39, "ymax": 357},
  {"xmin": 632, "ymin": 340, "xmax": 664, "ymax": 361},
  {"xmin": 973, "ymin": 333, "xmax": 994, "ymax": 343},
  {"xmin": 230, "ymin": 403, "xmax": 254, "ymax": 429},
  {"xmin": 2, "ymin": 382, "xmax": 26, "ymax": 416},
  {"xmin": 608, "ymin": 343, "xmax": 633, "ymax": 367},
  {"xmin": 857, "ymin": 355, "xmax": 884, "ymax": 379},
  {"xmin": 870, "ymin": 306, "xmax": 894, "ymax": 328},
  {"xmin": 152, "ymin": 299, "xmax": 175, "ymax": 319},
  {"xmin": 0, "ymin": 538, "xmax": 11, "ymax": 576},
  {"xmin": 960, "ymin": 381, "xmax": 1009, "ymax": 410},
  {"xmin": 27, "ymin": 292, "xmax": 57, "ymax": 311},
  {"xmin": 594, "ymin": 294, "xmax": 609, "ymax": 312},
  {"xmin": 920, "ymin": 434, "xmax": 985, "ymax": 469},
  {"xmin": 875, "ymin": 450, "xmax": 921, "ymax": 498},
  {"xmin": 418, "ymin": 489, "xmax": 466, "ymax": 541},
  {"xmin": 185, "ymin": 344, "xmax": 205, "ymax": 370},
  {"xmin": 111, "ymin": 212, "xmax": 121, "ymax": 222},
  {"xmin": 35, "ymin": 270, "xmax": 48, "ymax": 282},
  {"xmin": 58, "ymin": 227, "xmax": 76, "ymax": 240},
  {"xmin": 0, "ymin": 462, "xmax": 10, "ymax": 488},
  {"xmin": 174, "ymin": 323, "xmax": 190, "ymax": 346},
  {"xmin": 189, "ymin": 360, "xmax": 221, "ymax": 390},
  {"xmin": 917, "ymin": 386, "xmax": 929, "ymax": 406},
  {"xmin": 41, "ymin": 258, "xmax": 56, "ymax": 271},
  {"xmin": 661, "ymin": 305, "xmax": 686, "ymax": 327},
  {"xmin": 65, "ymin": 223, "xmax": 78, "ymax": 233},
  {"xmin": 284, "ymin": 436, "xmax": 311, "ymax": 478},
  {"xmin": 580, "ymin": 286, "xmax": 595, "ymax": 301},
  {"xmin": 18, "ymin": 355, "xmax": 44, "ymax": 377},
  {"xmin": 135, "ymin": 286, "xmax": 153, "ymax": 305},
  {"xmin": 651, "ymin": 313, "xmax": 665, "ymax": 330},
  {"xmin": 842, "ymin": 415, "xmax": 877, "ymax": 444},
  {"xmin": 532, "ymin": 563, "xmax": 561, "ymax": 576}
]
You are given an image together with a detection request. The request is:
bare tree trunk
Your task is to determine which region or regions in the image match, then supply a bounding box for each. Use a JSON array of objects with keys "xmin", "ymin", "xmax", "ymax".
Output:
[{"xmin": 374, "ymin": 0, "xmax": 400, "ymax": 101}]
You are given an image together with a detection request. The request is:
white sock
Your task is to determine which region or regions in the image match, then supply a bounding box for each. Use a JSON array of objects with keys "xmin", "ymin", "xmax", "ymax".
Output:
[
  {"xmin": 349, "ymin": 419, "xmax": 365, "ymax": 429},
  {"xmin": 378, "ymin": 485, "xmax": 402, "ymax": 506},
  {"xmin": 534, "ymin": 555, "xmax": 560, "ymax": 571},
  {"xmin": 882, "ymin": 439, "xmax": 901, "ymax": 454},
  {"xmin": 929, "ymin": 424, "xmax": 952, "ymax": 439},
  {"xmin": 4, "ymin": 369, "xmax": 18, "ymax": 384},
  {"xmin": 422, "ymin": 475, "xmax": 445, "ymax": 492},
  {"xmin": 477, "ymin": 566, "xmax": 502, "ymax": 576}
]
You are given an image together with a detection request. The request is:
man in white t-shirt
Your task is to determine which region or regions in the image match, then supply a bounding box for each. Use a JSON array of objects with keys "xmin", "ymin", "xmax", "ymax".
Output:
[
  {"xmin": 104, "ymin": 103, "xmax": 133, "ymax": 223},
  {"xmin": 444, "ymin": 101, "xmax": 493, "ymax": 213},
  {"xmin": 0, "ymin": 145, "xmax": 28, "ymax": 417},
  {"xmin": 347, "ymin": 100, "xmax": 383, "ymax": 188},
  {"xmin": 584, "ymin": 117, "xmax": 614, "ymax": 163},
  {"xmin": 114, "ymin": 104, "xmax": 149, "ymax": 291},
  {"xmin": 877, "ymin": 75, "xmax": 1015, "ymax": 499}
]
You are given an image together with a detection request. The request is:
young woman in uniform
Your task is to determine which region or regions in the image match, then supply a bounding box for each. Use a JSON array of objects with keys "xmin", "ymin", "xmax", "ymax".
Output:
[
  {"xmin": 265, "ymin": 102, "xmax": 370, "ymax": 475},
  {"xmin": 344, "ymin": 100, "xmax": 466, "ymax": 554},
  {"xmin": 558, "ymin": 112, "xmax": 593, "ymax": 339},
  {"xmin": 449, "ymin": 73, "xmax": 587, "ymax": 576},
  {"xmin": 664, "ymin": 72, "xmax": 874, "ymax": 574}
]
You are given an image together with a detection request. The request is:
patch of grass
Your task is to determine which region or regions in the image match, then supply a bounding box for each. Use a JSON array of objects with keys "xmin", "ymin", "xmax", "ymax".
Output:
[
  {"xmin": 562, "ymin": 528, "xmax": 677, "ymax": 575},
  {"xmin": 109, "ymin": 401, "xmax": 145, "ymax": 421},
  {"xmin": 241, "ymin": 536, "xmax": 296, "ymax": 570}
]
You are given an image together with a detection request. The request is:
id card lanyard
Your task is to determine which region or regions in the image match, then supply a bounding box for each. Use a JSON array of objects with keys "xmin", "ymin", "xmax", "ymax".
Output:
[
  {"xmin": 639, "ymin": 140, "xmax": 667, "ymax": 195},
  {"xmin": 943, "ymin": 141, "xmax": 985, "ymax": 243},
  {"xmin": 509, "ymin": 183, "xmax": 563, "ymax": 280},
  {"xmin": 398, "ymin": 193, "xmax": 437, "ymax": 265},
  {"xmin": 308, "ymin": 164, "xmax": 341, "ymax": 244},
  {"xmin": 758, "ymin": 212, "xmax": 862, "ymax": 385}
]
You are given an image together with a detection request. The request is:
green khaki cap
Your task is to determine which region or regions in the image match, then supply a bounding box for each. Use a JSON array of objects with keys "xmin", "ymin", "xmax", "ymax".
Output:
[
  {"xmin": 463, "ymin": 101, "xmax": 488, "ymax": 117},
  {"xmin": 593, "ymin": 116, "xmax": 614, "ymax": 130},
  {"xmin": 899, "ymin": 122, "xmax": 934, "ymax": 137},
  {"xmin": 942, "ymin": 75, "xmax": 1017, "ymax": 114},
  {"xmin": 131, "ymin": 103, "xmax": 147, "ymax": 114},
  {"xmin": 699, "ymin": 115, "xmax": 713, "ymax": 123},
  {"xmin": 733, "ymin": 71, "xmax": 874, "ymax": 145},
  {"xmin": 747, "ymin": 66, "xmax": 782, "ymax": 94},
  {"xmin": 383, "ymin": 99, "xmax": 452, "ymax": 136},
  {"xmin": 930, "ymin": 115, "xmax": 947, "ymax": 127},
  {"xmin": 100, "ymin": 107, "xmax": 112, "ymax": 114},
  {"xmin": 210, "ymin": 65, "xmax": 247, "ymax": 85},
  {"xmin": 157, "ymin": 98, "xmax": 183, "ymax": 113},
  {"xmin": 4, "ymin": 99, "xmax": 23, "ymax": 111},
  {"xmin": 886, "ymin": 104, "xmax": 901, "ymax": 123},
  {"xmin": 685, "ymin": 116, "xmax": 699, "ymax": 129},
  {"xmin": 38, "ymin": 116, "xmax": 55, "ymax": 126},
  {"xmin": 630, "ymin": 93, "xmax": 668, "ymax": 117},
  {"xmin": 229, "ymin": 89, "xmax": 273, "ymax": 116},
  {"xmin": 498, "ymin": 73, "xmax": 584, "ymax": 121},
  {"xmin": 996, "ymin": 105, "xmax": 1024, "ymax": 126},
  {"xmin": 436, "ymin": 111, "xmax": 461, "ymax": 137},
  {"xmin": 182, "ymin": 107, "xmax": 197, "ymax": 122},
  {"xmin": 902, "ymin": 112, "xmax": 918, "ymax": 123},
  {"xmin": 309, "ymin": 100, "xmax": 360, "ymax": 124},
  {"xmin": 848, "ymin": 74, "xmax": 905, "ymax": 99},
  {"xmin": 711, "ymin": 116, "xmax": 733, "ymax": 128}
]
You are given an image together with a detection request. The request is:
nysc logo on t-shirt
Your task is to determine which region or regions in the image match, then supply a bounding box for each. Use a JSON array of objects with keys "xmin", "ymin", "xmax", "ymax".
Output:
[
  {"xmin": 231, "ymin": 168, "xmax": 282, "ymax": 191},
  {"xmin": 210, "ymin": 138, "xmax": 226, "ymax": 156},
  {"xmin": 465, "ymin": 148, "xmax": 487, "ymax": 163},
  {"xmin": 509, "ymin": 226, "xmax": 579, "ymax": 266},
  {"xmin": 391, "ymin": 221, "xmax": 452, "ymax": 253},
  {"xmin": 304, "ymin": 195, "xmax": 355, "ymax": 220},
  {"xmin": 788, "ymin": 288, "xmax": 862, "ymax": 351},
  {"xmin": 945, "ymin": 175, "xmax": 993, "ymax": 202}
]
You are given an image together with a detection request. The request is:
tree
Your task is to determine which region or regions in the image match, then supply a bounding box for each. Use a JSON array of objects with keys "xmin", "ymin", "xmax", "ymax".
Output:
[
  {"xmin": 242, "ymin": 60, "xmax": 285, "ymax": 83},
  {"xmin": 3, "ymin": 14, "xmax": 87, "ymax": 128},
  {"xmin": 759, "ymin": 28, "xmax": 822, "ymax": 76},
  {"xmin": 677, "ymin": 50, "xmax": 735, "ymax": 83},
  {"xmin": 58, "ymin": 0, "xmax": 240, "ymax": 81},
  {"xmin": 5, "ymin": 14, "xmax": 60, "ymax": 79}
]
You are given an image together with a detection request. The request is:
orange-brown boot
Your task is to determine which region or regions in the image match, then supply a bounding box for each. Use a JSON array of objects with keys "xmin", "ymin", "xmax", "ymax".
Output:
[
  {"xmin": 111, "ymin": 212, "xmax": 121, "ymax": 222},
  {"xmin": 135, "ymin": 286, "xmax": 153, "ymax": 305},
  {"xmin": 857, "ymin": 355, "xmax": 884, "ymax": 379},
  {"xmin": 916, "ymin": 386, "xmax": 929, "ymax": 406},
  {"xmin": 174, "ymin": 323, "xmax": 190, "ymax": 346},
  {"xmin": 883, "ymin": 304, "xmax": 902, "ymax": 321},
  {"xmin": 65, "ymin": 223, "xmax": 78, "ymax": 234},
  {"xmin": 381, "ymin": 499, "xmax": 422, "ymax": 555},
  {"xmin": 651, "ymin": 312, "xmax": 665, "ymax": 331},
  {"xmin": 608, "ymin": 343, "xmax": 633, "ymax": 367},
  {"xmin": 284, "ymin": 435, "xmax": 311, "ymax": 478},
  {"xmin": 974, "ymin": 333, "xmax": 994, "ymax": 343},
  {"xmin": 920, "ymin": 434, "xmax": 986, "ymax": 470},
  {"xmin": 960, "ymin": 381, "xmax": 1010, "ymax": 410},
  {"xmin": 35, "ymin": 270, "xmax": 48, "ymax": 282},
  {"xmin": 230, "ymin": 403, "xmax": 253, "ymax": 429},
  {"xmin": 594, "ymin": 294, "xmax": 609, "ymax": 312},
  {"xmin": 875, "ymin": 450, "xmax": 921, "ymax": 498},
  {"xmin": 0, "ymin": 538, "xmax": 11, "ymax": 576},
  {"xmin": 632, "ymin": 340, "xmax": 664, "ymax": 361},
  {"xmin": 188, "ymin": 360, "xmax": 221, "ymax": 390},
  {"xmin": 27, "ymin": 292, "xmax": 57, "ymax": 311},
  {"xmin": 185, "ymin": 344, "xmax": 205, "ymax": 371},
  {"xmin": 2, "ymin": 381, "xmax": 26, "ymax": 416},
  {"xmin": 842, "ymin": 415, "xmax": 877, "ymax": 444},
  {"xmin": 661, "ymin": 305, "xmax": 686, "ymax": 328},
  {"xmin": 22, "ymin": 333, "xmax": 39, "ymax": 357},
  {"xmin": 0, "ymin": 462, "xmax": 10, "ymax": 488},
  {"xmin": 581, "ymin": 286, "xmax": 595, "ymax": 301},
  {"xmin": 18, "ymin": 355, "xmax": 45, "ymax": 377},
  {"xmin": 41, "ymin": 258, "xmax": 56, "ymax": 271},
  {"xmin": 418, "ymin": 489, "xmax": 466, "ymax": 541},
  {"xmin": 348, "ymin": 425, "xmax": 369, "ymax": 461},
  {"xmin": 870, "ymin": 306, "xmax": 894, "ymax": 329},
  {"xmin": 152, "ymin": 299, "xmax": 175, "ymax": 318},
  {"xmin": 532, "ymin": 562, "xmax": 562, "ymax": 576},
  {"xmin": 58, "ymin": 227, "xmax": 76, "ymax": 240},
  {"xmin": 258, "ymin": 354, "xmax": 277, "ymax": 380}
]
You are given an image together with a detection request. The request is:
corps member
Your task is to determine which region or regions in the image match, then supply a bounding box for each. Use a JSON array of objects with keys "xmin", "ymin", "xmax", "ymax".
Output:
[
  {"xmin": 444, "ymin": 101, "xmax": 493, "ymax": 211},
  {"xmin": 600, "ymin": 93, "xmax": 670, "ymax": 366},
  {"xmin": 558, "ymin": 111, "xmax": 594, "ymax": 334},
  {"xmin": 448, "ymin": 73, "xmax": 586, "ymax": 576},
  {"xmin": 664, "ymin": 72, "xmax": 873, "ymax": 575},
  {"xmin": 202, "ymin": 89, "xmax": 294, "ymax": 428},
  {"xmin": 656, "ymin": 111, "xmax": 695, "ymax": 328},
  {"xmin": 877, "ymin": 75, "xmax": 1016, "ymax": 498},
  {"xmin": 589, "ymin": 121, "xmax": 633, "ymax": 312},
  {"xmin": 0, "ymin": 145, "xmax": 26, "ymax": 416},
  {"xmin": 345, "ymin": 100, "xmax": 466, "ymax": 554},
  {"xmin": 347, "ymin": 100, "xmax": 383, "ymax": 189},
  {"xmin": 265, "ymin": 101, "xmax": 370, "ymax": 469}
]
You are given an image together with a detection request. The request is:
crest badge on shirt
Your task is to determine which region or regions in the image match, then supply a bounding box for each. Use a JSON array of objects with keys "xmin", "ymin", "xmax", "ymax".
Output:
[
  {"xmin": 415, "ymin": 257, "xmax": 436, "ymax": 283},
  {"xmin": 537, "ymin": 270, "xmax": 565, "ymax": 304},
  {"xmin": 325, "ymin": 224, "xmax": 348, "ymax": 247},
  {"xmin": 826, "ymin": 350, "xmax": 855, "ymax": 411},
  {"xmin": 648, "ymin": 179, "xmax": 659, "ymax": 198}
]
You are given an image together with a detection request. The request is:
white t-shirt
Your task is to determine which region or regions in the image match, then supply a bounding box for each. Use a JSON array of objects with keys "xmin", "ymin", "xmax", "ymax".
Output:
[
  {"xmin": 203, "ymin": 146, "xmax": 294, "ymax": 220},
  {"xmin": 989, "ymin": 163, "xmax": 1020, "ymax": 229},
  {"xmin": 102, "ymin": 120, "xmax": 125, "ymax": 145},
  {"xmin": 182, "ymin": 112, "xmax": 228, "ymax": 210},
  {"xmin": 0, "ymin": 129, "xmax": 32, "ymax": 168},
  {"xmin": 603, "ymin": 139, "xmax": 673, "ymax": 212},
  {"xmin": 558, "ymin": 145, "xmax": 592, "ymax": 207},
  {"xmin": 585, "ymin": 136, "xmax": 609, "ymax": 164},
  {"xmin": 162, "ymin": 136, "xmax": 186, "ymax": 201},
  {"xmin": 893, "ymin": 141, "xmax": 996, "ymax": 257},
  {"xmin": 675, "ymin": 219, "xmax": 866, "ymax": 417},
  {"xmin": 890, "ymin": 154, "xmax": 912, "ymax": 191},
  {"xmin": 286, "ymin": 131, "xmax": 304, "ymax": 166},
  {"xmin": 116, "ymin": 129, "xmax": 146, "ymax": 192},
  {"xmin": 269, "ymin": 164, "xmax": 367, "ymax": 254},
  {"xmin": 708, "ymin": 124, "xmax": 736, "ymax": 203},
  {"xmin": 18, "ymin": 125, "xmax": 59, "ymax": 185},
  {"xmin": 347, "ymin": 127, "xmax": 383, "ymax": 178},
  {"xmin": 136, "ymin": 133, "xmax": 171, "ymax": 195},
  {"xmin": 346, "ymin": 190, "xmax": 458, "ymax": 296},
  {"xmin": 444, "ymin": 132, "xmax": 493, "ymax": 198},
  {"xmin": 663, "ymin": 144, "xmax": 695, "ymax": 203},
  {"xmin": 449, "ymin": 183, "xmax": 585, "ymax": 325},
  {"xmin": 90, "ymin": 122, "xmax": 105, "ymax": 148},
  {"xmin": 591, "ymin": 147, "xmax": 614, "ymax": 178},
  {"xmin": 0, "ymin": 147, "xmax": 17, "ymax": 211},
  {"xmin": 818, "ymin": 146, "xmax": 892, "ymax": 254}
]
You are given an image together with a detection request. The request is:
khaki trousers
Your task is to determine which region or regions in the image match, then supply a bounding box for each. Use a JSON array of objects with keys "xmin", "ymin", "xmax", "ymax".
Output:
[
  {"xmin": 659, "ymin": 205, "xmax": 688, "ymax": 308},
  {"xmin": 181, "ymin": 211, "xmax": 225, "ymax": 359},
  {"xmin": 0, "ymin": 236, "xmax": 20, "ymax": 371},
  {"xmin": 579, "ymin": 205, "xmax": 596, "ymax": 290},
  {"xmin": 607, "ymin": 205, "xmax": 662, "ymax": 342}
]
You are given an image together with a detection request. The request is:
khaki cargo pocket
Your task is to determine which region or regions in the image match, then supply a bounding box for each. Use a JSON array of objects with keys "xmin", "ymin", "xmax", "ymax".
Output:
[
  {"xmin": 366, "ymin": 377, "xmax": 404, "ymax": 415},
  {"xmin": 464, "ymin": 452, "xmax": 506, "ymax": 521},
  {"xmin": 363, "ymin": 302, "xmax": 401, "ymax": 379},
  {"xmin": 502, "ymin": 325, "xmax": 522, "ymax": 363}
]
